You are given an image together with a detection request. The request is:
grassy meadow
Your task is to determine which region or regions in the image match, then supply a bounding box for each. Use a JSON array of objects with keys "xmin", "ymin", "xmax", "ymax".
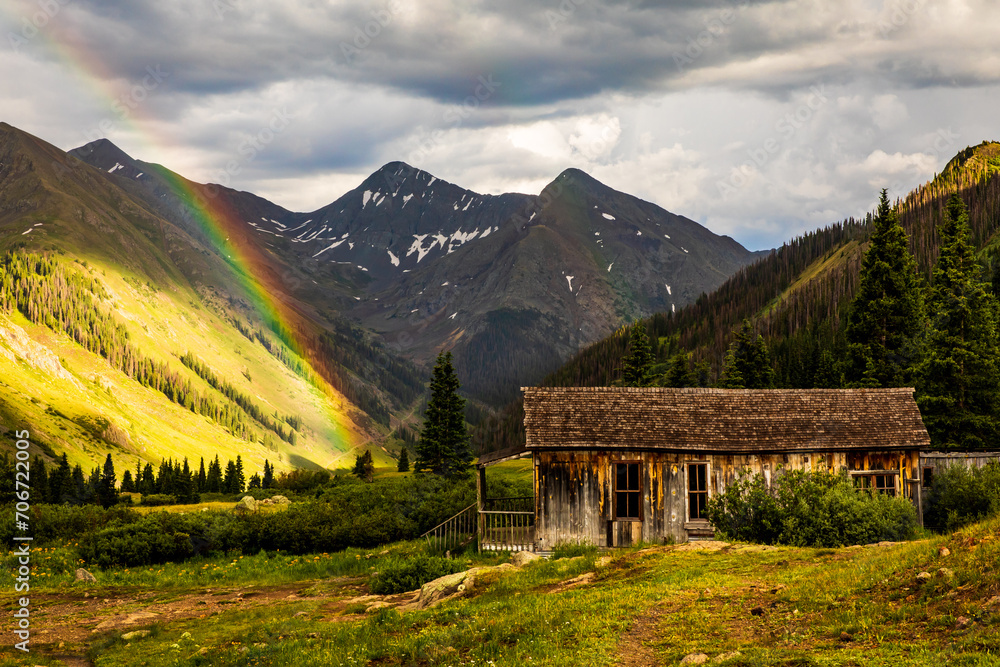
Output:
[{"xmin": 2, "ymin": 498, "xmax": 999, "ymax": 666}]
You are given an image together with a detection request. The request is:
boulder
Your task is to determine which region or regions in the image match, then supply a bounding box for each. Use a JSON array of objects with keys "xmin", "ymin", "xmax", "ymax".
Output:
[
  {"xmin": 713, "ymin": 652, "xmax": 741, "ymax": 663},
  {"xmin": 680, "ymin": 653, "xmax": 709, "ymax": 665},
  {"xmin": 75, "ymin": 568, "xmax": 96, "ymax": 583},
  {"xmin": 234, "ymin": 496, "xmax": 258, "ymax": 513},
  {"xmin": 938, "ymin": 546, "xmax": 951, "ymax": 557},
  {"xmin": 915, "ymin": 571, "xmax": 932, "ymax": 583},
  {"xmin": 512, "ymin": 551, "xmax": 542, "ymax": 567},
  {"xmin": 271, "ymin": 495, "xmax": 291, "ymax": 505},
  {"xmin": 121, "ymin": 630, "xmax": 150, "ymax": 641}
]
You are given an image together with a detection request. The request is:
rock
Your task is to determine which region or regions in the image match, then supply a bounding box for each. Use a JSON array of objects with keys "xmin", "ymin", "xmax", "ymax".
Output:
[
  {"xmin": 512, "ymin": 551, "xmax": 542, "ymax": 567},
  {"xmin": 121, "ymin": 630, "xmax": 150, "ymax": 640},
  {"xmin": 839, "ymin": 631, "xmax": 853, "ymax": 642},
  {"xmin": 235, "ymin": 496, "xmax": 258, "ymax": 513},
  {"xmin": 983, "ymin": 596, "xmax": 1000, "ymax": 609},
  {"xmin": 916, "ymin": 572, "xmax": 932, "ymax": 583},
  {"xmin": 680, "ymin": 653, "xmax": 709, "ymax": 665},
  {"xmin": 956, "ymin": 616, "xmax": 971, "ymax": 629},
  {"xmin": 938, "ymin": 546, "xmax": 951, "ymax": 557},
  {"xmin": 937, "ymin": 568, "xmax": 955, "ymax": 579},
  {"xmin": 365, "ymin": 601, "xmax": 392, "ymax": 613},
  {"xmin": 294, "ymin": 611, "xmax": 308, "ymax": 618},
  {"xmin": 713, "ymin": 652, "xmax": 741, "ymax": 663},
  {"xmin": 750, "ymin": 606, "xmax": 764, "ymax": 616},
  {"xmin": 270, "ymin": 495, "xmax": 291, "ymax": 505},
  {"xmin": 75, "ymin": 568, "xmax": 97, "ymax": 583}
]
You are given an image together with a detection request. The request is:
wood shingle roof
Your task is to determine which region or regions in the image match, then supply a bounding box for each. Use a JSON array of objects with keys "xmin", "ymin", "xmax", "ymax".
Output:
[{"xmin": 522, "ymin": 387, "xmax": 930, "ymax": 453}]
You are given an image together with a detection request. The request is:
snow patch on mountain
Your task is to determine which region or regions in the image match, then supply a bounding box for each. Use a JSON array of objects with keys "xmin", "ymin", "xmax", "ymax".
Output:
[
  {"xmin": 602, "ymin": 213, "xmax": 615, "ymax": 221},
  {"xmin": 313, "ymin": 239, "xmax": 346, "ymax": 257},
  {"xmin": 566, "ymin": 276, "xmax": 574, "ymax": 292},
  {"xmin": 388, "ymin": 250, "xmax": 400, "ymax": 267}
]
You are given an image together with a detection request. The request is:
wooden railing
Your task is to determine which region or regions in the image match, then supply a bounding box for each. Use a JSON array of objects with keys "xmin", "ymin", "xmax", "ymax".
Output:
[
  {"xmin": 421, "ymin": 503, "xmax": 478, "ymax": 554},
  {"xmin": 482, "ymin": 496, "xmax": 534, "ymax": 513},
  {"xmin": 480, "ymin": 496, "xmax": 535, "ymax": 552}
]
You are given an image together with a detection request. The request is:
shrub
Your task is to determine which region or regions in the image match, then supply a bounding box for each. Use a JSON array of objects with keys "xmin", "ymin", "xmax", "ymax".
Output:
[
  {"xmin": 707, "ymin": 469, "xmax": 919, "ymax": 547},
  {"xmin": 369, "ymin": 555, "xmax": 467, "ymax": 595},
  {"xmin": 77, "ymin": 512, "xmax": 205, "ymax": 568},
  {"xmin": 924, "ymin": 461, "xmax": 1000, "ymax": 531}
]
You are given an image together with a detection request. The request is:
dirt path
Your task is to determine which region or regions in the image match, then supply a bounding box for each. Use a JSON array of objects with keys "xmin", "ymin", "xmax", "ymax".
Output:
[
  {"xmin": 9, "ymin": 579, "xmax": 365, "ymax": 664},
  {"xmin": 615, "ymin": 605, "xmax": 664, "ymax": 666}
]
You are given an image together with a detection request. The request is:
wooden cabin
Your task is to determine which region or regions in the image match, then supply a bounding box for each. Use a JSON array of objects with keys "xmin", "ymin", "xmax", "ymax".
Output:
[{"xmin": 476, "ymin": 387, "xmax": 931, "ymax": 551}]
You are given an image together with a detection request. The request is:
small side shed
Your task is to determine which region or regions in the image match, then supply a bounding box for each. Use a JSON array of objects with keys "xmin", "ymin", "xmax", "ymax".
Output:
[{"xmin": 509, "ymin": 386, "xmax": 931, "ymax": 549}]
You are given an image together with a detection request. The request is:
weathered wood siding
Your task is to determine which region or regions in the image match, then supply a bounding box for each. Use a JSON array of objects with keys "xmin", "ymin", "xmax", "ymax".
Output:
[{"xmin": 534, "ymin": 449, "xmax": 922, "ymax": 547}]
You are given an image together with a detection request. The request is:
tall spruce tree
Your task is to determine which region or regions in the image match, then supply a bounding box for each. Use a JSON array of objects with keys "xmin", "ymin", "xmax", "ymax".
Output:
[
  {"xmin": 663, "ymin": 351, "xmax": 697, "ymax": 388},
  {"xmin": 262, "ymin": 460, "xmax": 274, "ymax": 489},
  {"xmin": 397, "ymin": 446, "xmax": 410, "ymax": 473},
  {"xmin": 845, "ymin": 190, "xmax": 925, "ymax": 387},
  {"xmin": 621, "ymin": 321, "xmax": 655, "ymax": 387},
  {"xmin": 414, "ymin": 351, "xmax": 472, "ymax": 477},
  {"xmin": 917, "ymin": 194, "xmax": 1000, "ymax": 448},
  {"xmin": 353, "ymin": 449, "xmax": 374, "ymax": 482},
  {"xmin": 96, "ymin": 454, "xmax": 118, "ymax": 508},
  {"xmin": 719, "ymin": 320, "xmax": 776, "ymax": 389}
]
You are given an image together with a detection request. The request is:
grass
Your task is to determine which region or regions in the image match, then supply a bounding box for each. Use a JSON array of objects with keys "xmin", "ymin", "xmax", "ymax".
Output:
[{"xmin": 5, "ymin": 516, "xmax": 1000, "ymax": 665}]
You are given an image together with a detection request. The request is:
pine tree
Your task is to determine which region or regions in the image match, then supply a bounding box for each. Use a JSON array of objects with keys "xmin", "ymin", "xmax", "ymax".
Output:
[
  {"xmin": 140, "ymin": 463, "xmax": 156, "ymax": 495},
  {"xmin": 397, "ymin": 446, "xmax": 410, "ymax": 473},
  {"xmin": 224, "ymin": 459, "xmax": 237, "ymax": 493},
  {"xmin": 50, "ymin": 454, "xmax": 72, "ymax": 504},
  {"xmin": 621, "ymin": 321, "xmax": 655, "ymax": 387},
  {"xmin": 97, "ymin": 454, "xmax": 118, "ymax": 508},
  {"xmin": 663, "ymin": 351, "xmax": 697, "ymax": 388},
  {"xmin": 719, "ymin": 320, "xmax": 776, "ymax": 389},
  {"xmin": 207, "ymin": 455, "xmax": 222, "ymax": 493},
  {"xmin": 248, "ymin": 473, "xmax": 262, "ymax": 489},
  {"xmin": 197, "ymin": 457, "xmax": 207, "ymax": 492},
  {"xmin": 33, "ymin": 457, "xmax": 48, "ymax": 503},
  {"xmin": 262, "ymin": 460, "xmax": 274, "ymax": 489},
  {"xmin": 845, "ymin": 189, "xmax": 925, "ymax": 387},
  {"xmin": 120, "ymin": 469, "xmax": 134, "ymax": 493},
  {"xmin": 414, "ymin": 351, "xmax": 472, "ymax": 477},
  {"xmin": 917, "ymin": 193, "xmax": 1000, "ymax": 448},
  {"xmin": 235, "ymin": 455, "xmax": 246, "ymax": 493},
  {"xmin": 353, "ymin": 449, "xmax": 374, "ymax": 482}
]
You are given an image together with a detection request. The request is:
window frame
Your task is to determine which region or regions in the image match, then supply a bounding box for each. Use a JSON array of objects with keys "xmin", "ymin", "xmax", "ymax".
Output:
[
  {"xmin": 613, "ymin": 460, "xmax": 643, "ymax": 522},
  {"xmin": 852, "ymin": 471, "xmax": 898, "ymax": 497},
  {"xmin": 687, "ymin": 462, "xmax": 710, "ymax": 522}
]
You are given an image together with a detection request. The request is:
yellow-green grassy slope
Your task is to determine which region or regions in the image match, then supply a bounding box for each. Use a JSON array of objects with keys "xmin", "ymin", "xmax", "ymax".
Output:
[
  {"xmin": 0, "ymin": 253, "xmax": 374, "ymax": 478},
  {"xmin": 0, "ymin": 124, "xmax": 383, "ymax": 475}
]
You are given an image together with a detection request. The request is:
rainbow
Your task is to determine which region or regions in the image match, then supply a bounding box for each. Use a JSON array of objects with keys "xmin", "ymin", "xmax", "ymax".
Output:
[{"xmin": 5, "ymin": 2, "xmax": 361, "ymax": 464}]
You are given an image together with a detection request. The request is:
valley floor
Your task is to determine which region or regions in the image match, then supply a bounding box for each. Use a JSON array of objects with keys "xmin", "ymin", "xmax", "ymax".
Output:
[{"xmin": 3, "ymin": 518, "xmax": 1000, "ymax": 667}]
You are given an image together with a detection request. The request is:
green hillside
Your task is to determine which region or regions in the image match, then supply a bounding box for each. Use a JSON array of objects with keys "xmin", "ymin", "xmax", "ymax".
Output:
[
  {"xmin": 474, "ymin": 142, "xmax": 1000, "ymax": 455},
  {"xmin": 0, "ymin": 123, "xmax": 422, "ymax": 477}
]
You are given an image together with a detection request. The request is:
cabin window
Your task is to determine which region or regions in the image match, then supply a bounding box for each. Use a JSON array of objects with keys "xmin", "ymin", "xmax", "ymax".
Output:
[
  {"xmin": 614, "ymin": 462, "xmax": 642, "ymax": 521},
  {"xmin": 688, "ymin": 463, "xmax": 708, "ymax": 521},
  {"xmin": 922, "ymin": 467, "xmax": 934, "ymax": 488},
  {"xmin": 854, "ymin": 473, "xmax": 897, "ymax": 496}
]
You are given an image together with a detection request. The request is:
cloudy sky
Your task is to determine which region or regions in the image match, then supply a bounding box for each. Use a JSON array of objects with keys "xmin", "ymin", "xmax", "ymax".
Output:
[{"xmin": 2, "ymin": 0, "xmax": 998, "ymax": 250}]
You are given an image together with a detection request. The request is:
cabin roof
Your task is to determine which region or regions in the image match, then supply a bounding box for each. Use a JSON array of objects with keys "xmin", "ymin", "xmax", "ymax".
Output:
[{"xmin": 522, "ymin": 386, "xmax": 930, "ymax": 453}]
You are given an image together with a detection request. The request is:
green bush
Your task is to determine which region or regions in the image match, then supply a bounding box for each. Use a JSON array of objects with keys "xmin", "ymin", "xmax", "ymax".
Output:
[
  {"xmin": 0, "ymin": 503, "xmax": 140, "ymax": 545},
  {"xmin": 925, "ymin": 461, "xmax": 1000, "ymax": 531},
  {"xmin": 369, "ymin": 555, "xmax": 467, "ymax": 595},
  {"xmin": 707, "ymin": 469, "xmax": 919, "ymax": 547},
  {"xmin": 77, "ymin": 513, "xmax": 204, "ymax": 567}
]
